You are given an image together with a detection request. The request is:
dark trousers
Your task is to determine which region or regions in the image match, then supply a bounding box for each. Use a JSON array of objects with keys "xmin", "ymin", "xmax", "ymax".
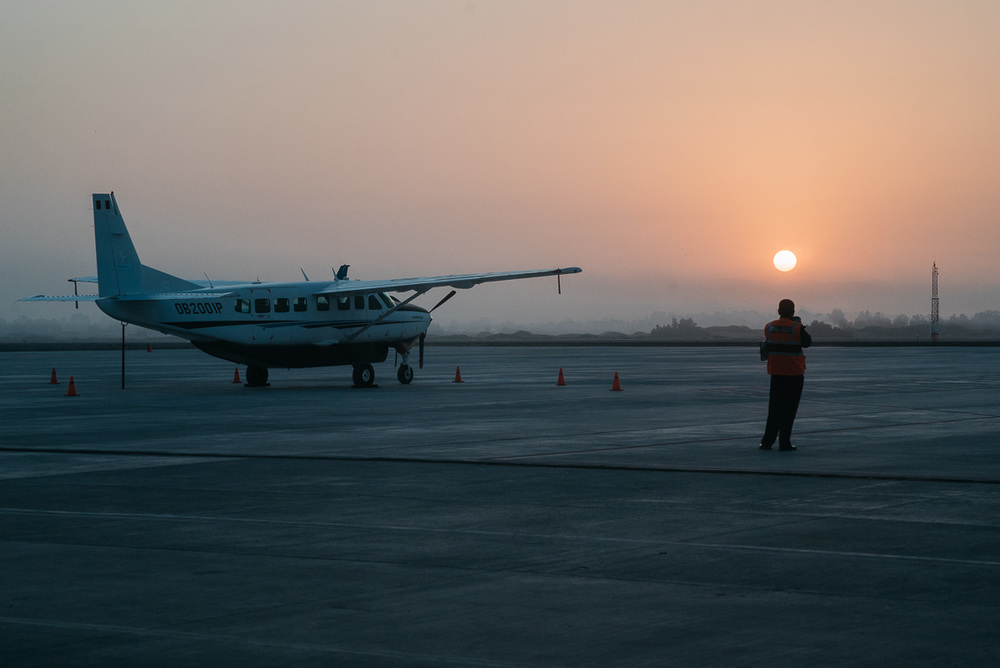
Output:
[{"xmin": 762, "ymin": 374, "xmax": 804, "ymax": 448}]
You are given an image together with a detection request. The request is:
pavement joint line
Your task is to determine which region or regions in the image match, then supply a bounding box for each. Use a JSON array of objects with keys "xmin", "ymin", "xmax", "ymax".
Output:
[
  {"xmin": 1, "ymin": 445, "xmax": 998, "ymax": 485},
  {"xmin": 813, "ymin": 399, "xmax": 1000, "ymax": 418},
  {"xmin": 0, "ymin": 616, "xmax": 530, "ymax": 667},
  {"xmin": 480, "ymin": 414, "xmax": 1000, "ymax": 460},
  {"xmin": 677, "ymin": 541, "xmax": 1000, "ymax": 567},
  {"xmin": 6, "ymin": 508, "xmax": 998, "ymax": 569}
]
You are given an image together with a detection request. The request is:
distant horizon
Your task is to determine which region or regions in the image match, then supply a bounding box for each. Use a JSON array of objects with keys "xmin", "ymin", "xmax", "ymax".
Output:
[{"xmin": 5, "ymin": 303, "xmax": 999, "ymax": 341}]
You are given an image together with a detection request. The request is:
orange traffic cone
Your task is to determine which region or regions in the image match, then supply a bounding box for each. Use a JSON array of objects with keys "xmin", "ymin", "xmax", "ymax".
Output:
[
  {"xmin": 557, "ymin": 368, "xmax": 566, "ymax": 386},
  {"xmin": 65, "ymin": 376, "xmax": 79, "ymax": 397},
  {"xmin": 49, "ymin": 368, "xmax": 59, "ymax": 384},
  {"xmin": 610, "ymin": 372, "xmax": 623, "ymax": 392},
  {"xmin": 453, "ymin": 366, "xmax": 464, "ymax": 383},
  {"xmin": 146, "ymin": 343, "xmax": 152, "ymax": 352},
  {"xmin": 232, "ymin": 367, "xmax": 242, "ymax": 384}
]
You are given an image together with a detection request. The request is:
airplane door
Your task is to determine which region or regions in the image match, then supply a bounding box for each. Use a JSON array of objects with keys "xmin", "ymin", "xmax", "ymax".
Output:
[{"xmin": 249, "ymin": 287, "xmax": 273, "ymax": 342}]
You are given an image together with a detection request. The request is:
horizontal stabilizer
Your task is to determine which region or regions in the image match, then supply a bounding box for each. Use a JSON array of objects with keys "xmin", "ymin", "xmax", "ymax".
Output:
[{"xmin": 20, "ymin": 295, "xmax": 100, "ymax": 303}]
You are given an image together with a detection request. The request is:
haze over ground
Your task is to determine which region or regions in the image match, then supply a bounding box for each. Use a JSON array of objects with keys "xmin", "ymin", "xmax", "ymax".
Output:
[{"xmin": 3, "ymin": 1, "xmax": 999, "ymax": 334}]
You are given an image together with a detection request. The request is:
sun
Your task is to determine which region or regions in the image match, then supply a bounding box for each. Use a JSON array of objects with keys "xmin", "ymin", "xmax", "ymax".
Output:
[{"xmin": 773, "ymin": 250, "xmax": 797, "ymax": 272}]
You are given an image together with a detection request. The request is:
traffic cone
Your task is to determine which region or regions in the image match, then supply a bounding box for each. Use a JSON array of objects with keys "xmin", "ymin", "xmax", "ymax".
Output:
[
  {"xmin": 453, "ymin": 366, "xmax": 464, "ymax": 383},
  {"xmin": 65, "ymin": 376, "xmax": 79, "ymax": 397},
  {"xmin": 557, "ymin": 368, "xmax": 566, "ymax": 386},
  {"xmin": 146, "ymin": 343, "xmax": 152, "ymax": 352},
  {"xmin": 49, "ymin": 368, "xmax": 59, "ymax": 384},
  {"xmin": 610, "ymin": 372, "xmax": 623, "ymax": 391},
  {"xmin": 232, "ymin": 367, "xmax": 242, "ymax": 384}
]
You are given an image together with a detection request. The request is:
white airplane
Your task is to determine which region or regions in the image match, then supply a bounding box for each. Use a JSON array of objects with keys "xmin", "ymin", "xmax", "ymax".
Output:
[{"xmin": 23, "ymin": 193, "xmax": 581, "ymax": 387}]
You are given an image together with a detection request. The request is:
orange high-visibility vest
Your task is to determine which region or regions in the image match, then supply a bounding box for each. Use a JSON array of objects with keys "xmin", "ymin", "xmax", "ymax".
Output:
[{"xmin": 765, "ymin": 318, "xmax": 806, "ymax": 375}]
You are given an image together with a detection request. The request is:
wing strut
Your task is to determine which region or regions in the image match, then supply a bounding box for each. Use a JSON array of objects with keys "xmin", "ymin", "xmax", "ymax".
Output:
[{"xmin": 68, "ymin": 279, "xmax": 79, "ymax": 309}]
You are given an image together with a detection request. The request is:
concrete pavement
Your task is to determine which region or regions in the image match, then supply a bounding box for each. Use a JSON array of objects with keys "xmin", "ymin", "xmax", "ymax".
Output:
[{"xmin": 2, "ymin": 344, "xmax": 998, "ymax": 665}]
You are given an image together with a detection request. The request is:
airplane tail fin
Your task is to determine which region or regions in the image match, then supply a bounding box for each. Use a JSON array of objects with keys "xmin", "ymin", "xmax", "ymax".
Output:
[{"xmin": 93, "ymin": 193, "xmax": 197, "ymax": 296}]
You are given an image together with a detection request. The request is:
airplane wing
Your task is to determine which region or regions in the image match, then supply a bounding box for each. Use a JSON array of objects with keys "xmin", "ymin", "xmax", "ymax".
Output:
[
  {"xmin": 314, "ymin": 267, "xmax": 582, "ymax": 296},
  {"xmin": 188, "ymin": 280, "xmax": 252, "ymax": 289},
  {"xmin": 21, "ymin": 268, "xmax": 581, "ymax": 302}
]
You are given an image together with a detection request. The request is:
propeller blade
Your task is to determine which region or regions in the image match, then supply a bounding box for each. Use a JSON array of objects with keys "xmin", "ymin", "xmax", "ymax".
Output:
[
  {"xmin": 418, "ymin": 332, "xmax": 426, "ymax": 369},
  {"xmin": 430, "ymin": 290, "xmax": 458, "ymax": 313}
]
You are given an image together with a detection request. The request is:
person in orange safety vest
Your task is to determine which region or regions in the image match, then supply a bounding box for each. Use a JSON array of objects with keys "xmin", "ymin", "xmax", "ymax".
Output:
[{"xmin": 760, "ymin": 299, "xmax": 811, "ymax": 451}]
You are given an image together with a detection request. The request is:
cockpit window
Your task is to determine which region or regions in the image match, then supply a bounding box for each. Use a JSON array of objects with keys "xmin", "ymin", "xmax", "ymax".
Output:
[{"xmin": 378, "ymin": 293, "xmax": 394, "ymax": 308}]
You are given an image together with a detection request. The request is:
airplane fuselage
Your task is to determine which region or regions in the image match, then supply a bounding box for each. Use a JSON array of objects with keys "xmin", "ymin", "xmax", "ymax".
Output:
[{"xmin": 96, "ymin": 281, "xmax": 430, "ymax": 368}]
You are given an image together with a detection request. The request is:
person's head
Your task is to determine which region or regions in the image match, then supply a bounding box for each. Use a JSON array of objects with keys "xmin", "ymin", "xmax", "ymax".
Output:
[{"xmin": 778, "ymin": 299, "xmax": 795, "ymax": 318}]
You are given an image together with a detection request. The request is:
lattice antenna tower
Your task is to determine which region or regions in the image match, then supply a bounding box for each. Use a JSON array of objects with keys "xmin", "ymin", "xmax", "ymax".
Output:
[{"xmin": 930, "ymin": 262, "xmax": 939, "ymax": 342}]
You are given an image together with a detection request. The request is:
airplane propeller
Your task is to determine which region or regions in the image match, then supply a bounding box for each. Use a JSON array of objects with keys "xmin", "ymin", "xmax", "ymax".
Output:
[{"xmin": 418, "ymin": 290, "xmax": 455, "ymax": 369}]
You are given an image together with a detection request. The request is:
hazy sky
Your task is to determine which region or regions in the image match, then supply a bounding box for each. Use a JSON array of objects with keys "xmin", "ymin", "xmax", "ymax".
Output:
[{"xmin": 3, "ymin": 1, "xmax": 999, "ymax": 331}]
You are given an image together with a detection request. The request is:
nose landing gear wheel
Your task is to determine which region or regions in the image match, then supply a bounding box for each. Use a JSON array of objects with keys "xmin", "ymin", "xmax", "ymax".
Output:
[
  {"xmin": 352, "ymin": 363, "xmax": 376, "ymax": 388},
  {"xmin": 246, "ymin": 366, "xmax": 269, "ymax": 387},
  {"xmin": 397, "ymin": 364, "xmax": 413, "ymax": 384}
]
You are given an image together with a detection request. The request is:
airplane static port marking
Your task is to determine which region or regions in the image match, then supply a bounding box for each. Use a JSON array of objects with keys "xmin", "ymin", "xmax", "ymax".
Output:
[{"xmin": 22, "ymin": 192, "xmax": 581, "ymax": 387}]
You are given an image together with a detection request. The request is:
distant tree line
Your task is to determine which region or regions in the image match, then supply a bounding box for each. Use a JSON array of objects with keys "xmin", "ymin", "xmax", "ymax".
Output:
[
  {"xmin": 805, "ymin": 309, "xmax": 1000, "ymax": 341},
  {"xmin": 647, "ymin": 310, "xmax": 1000, "ymax": 341},
  {"xmin": 6, "ymin": 309, "xmax": 1000, "ymax": 343},
  {"xmin": 0, "ymin": 315, "xmax": 175, "ymax": 342}
]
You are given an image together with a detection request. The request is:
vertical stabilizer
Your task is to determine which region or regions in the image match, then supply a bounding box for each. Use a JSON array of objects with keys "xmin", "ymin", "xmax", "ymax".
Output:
[{"xmin": 94, "ymin": 193, "xmax": 143, "ymax": 297}]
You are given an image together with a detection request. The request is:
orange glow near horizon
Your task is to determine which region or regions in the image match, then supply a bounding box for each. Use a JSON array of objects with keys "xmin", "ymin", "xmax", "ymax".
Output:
[{"xmin": 3, "ymin": 2, "xmax": 1000, "ymax": 324}]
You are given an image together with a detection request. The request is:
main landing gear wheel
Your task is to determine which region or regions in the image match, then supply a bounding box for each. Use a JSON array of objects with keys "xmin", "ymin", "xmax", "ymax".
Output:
[
  {"xmin": 246, "ymin": 366, "xmax": 269, "ymax": 387},
  {"xmin": 352, "ymin": 363, "xmax": 375, "ymax": 388},
  {"xmin": 397, "ymin": 364, "xmax": 413, "ymax": 384}
]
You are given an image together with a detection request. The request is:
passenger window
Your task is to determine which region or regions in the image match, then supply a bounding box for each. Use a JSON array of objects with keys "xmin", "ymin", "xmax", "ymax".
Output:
[
  {"xmin": 316, "ymin": 296, "xmax": 330, "ymax": 311},
  {"xmin": 274, "ymin": 298, "xmax": 289, "ymax": 313},
  {"xmin": 368, "ymin": 294, "xmax": 381, "ymax": 310},
  {"xmin": 96, "ymin": 201, "xmax": 102, "ymax": 210},
  {"xmin": 337, "ymin": 297, "xmax": 350, "ymax": 311},
  {"xmin": 354, "ymin": 295, "xmax": 365, "ymax": 310},
  {"xmin": 235, "ymin": 299, "xmax": 250, "ymax": 314},
  {"xmin": 254, "ymin": 298, "xmax": 270, "ymax": 314},
  {"xmin": 293, "ymin": 297, "xmax": 307, "ymax": 312}
]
